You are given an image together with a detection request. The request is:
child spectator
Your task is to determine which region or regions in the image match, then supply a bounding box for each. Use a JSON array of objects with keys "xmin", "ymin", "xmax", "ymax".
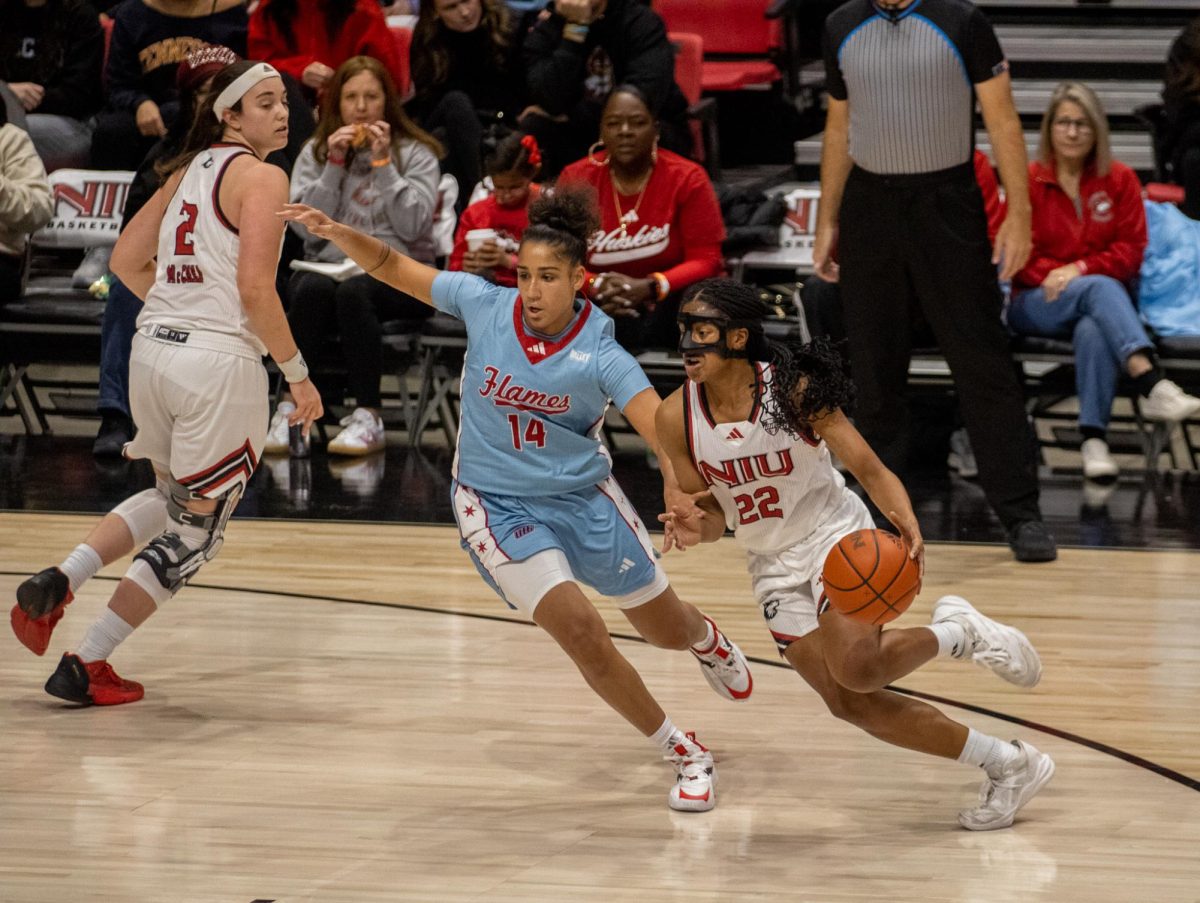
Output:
[{"xmin": 448, "ymin": 131, "xmax": 541, "ymax": 287}]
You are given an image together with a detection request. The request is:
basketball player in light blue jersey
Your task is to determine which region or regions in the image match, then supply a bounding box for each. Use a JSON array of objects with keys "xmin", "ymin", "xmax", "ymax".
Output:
[{"xmin": 281, "ymin": 188, "xmax": 752, "ymax": 812}]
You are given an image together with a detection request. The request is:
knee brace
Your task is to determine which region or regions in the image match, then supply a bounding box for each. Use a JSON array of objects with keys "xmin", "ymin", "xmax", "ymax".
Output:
[
  {"xmin": 127, "ymin": 477, "xmax": 241, "ymax": 603},
  {"xmin": 111, "ymin": 479, "xmax": 170, "ymax": 547}
]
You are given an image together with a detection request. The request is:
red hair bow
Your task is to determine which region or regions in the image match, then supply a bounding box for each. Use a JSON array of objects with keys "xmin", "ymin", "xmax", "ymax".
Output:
[{"xmin": 520, "ymin": 134, "xmax": 542, "ymax": 167}]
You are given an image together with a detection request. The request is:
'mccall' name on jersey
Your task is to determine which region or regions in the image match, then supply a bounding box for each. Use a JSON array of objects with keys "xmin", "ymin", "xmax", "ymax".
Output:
[{"xmin": 166, "ymin": 263, "xmax": 205, "ymax": 284}]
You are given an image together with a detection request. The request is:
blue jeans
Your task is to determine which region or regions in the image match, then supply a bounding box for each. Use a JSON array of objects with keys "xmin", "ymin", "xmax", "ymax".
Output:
[
  {"xmin": 1008, "ymin": 274, "xmax": 1151, "ymax": 431},
  {"xmin": 97, "ymin": 277, "xmax": 142, "ymax": 417}
]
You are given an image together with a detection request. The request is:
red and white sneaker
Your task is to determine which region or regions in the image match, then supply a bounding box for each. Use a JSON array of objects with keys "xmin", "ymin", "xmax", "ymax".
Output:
[
  {"xmin": 11, "ymin": 567, "xmax": 74, "ymax": 656},
  {"xmin": 667, "ymin": 732, "xmax": 716, "ymax": 812},
  {"xmin": 691, "ymin": 616, "xmax": 753, "ymax": 701},
  {"xmin": 44, "ymin": 652, "xmax": 144, "ymax": 706}
]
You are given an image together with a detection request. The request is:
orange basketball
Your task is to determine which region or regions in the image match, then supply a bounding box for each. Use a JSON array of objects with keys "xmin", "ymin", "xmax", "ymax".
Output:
[{"xmin": 822, "ymin": 529, "xmax": 921, "ymax": 625}]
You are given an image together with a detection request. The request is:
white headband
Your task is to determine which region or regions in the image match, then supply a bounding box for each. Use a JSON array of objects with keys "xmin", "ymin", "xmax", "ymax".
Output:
[{"xmin": 212, "ymin": 63, "xmax": 280, "ymax": 121}]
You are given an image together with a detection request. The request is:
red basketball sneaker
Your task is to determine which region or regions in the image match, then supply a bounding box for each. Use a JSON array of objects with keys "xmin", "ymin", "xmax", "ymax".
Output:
[
  {"xmin": 44, "ymin": 652, "xmax": 144, "ymax": 706},
  {"xmin": 11, "ymin": 567, "xmax": 74, "ymax": 656},
  {"xmin": 667, "ymin": 732, "xmax": 716, "ymax": 812},
  {"xmin": 690, "ymin": 616, "xmax": 753, "ymax": 701}
]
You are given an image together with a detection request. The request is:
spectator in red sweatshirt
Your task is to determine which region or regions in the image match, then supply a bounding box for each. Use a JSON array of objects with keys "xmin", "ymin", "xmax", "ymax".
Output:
[
  {"xmin": 1009, "ymin": 81, "xmax": 1200, "ymax": 481},
  {"xmin": 249, "ymin": 0, "xmax": 405, "ymax": 105},
  {"xmin": 557, "ymin": 84, "xmax": 724, "ymax": 351},
  {"xmin": 449, "ymin": 131, "xmax": 542, "ymax": 287}
]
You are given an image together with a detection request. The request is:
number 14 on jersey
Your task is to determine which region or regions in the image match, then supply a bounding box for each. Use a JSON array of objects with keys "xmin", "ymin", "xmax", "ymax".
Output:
[{"xmin": 508, "ymin": 413, "xmax": 546, "ymax": 450}]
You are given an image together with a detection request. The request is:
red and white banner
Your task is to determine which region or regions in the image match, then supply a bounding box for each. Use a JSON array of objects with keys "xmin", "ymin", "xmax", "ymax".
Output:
[{"xmin": 34, "ymin": 169, "xmax": 135, "ymax": 249}]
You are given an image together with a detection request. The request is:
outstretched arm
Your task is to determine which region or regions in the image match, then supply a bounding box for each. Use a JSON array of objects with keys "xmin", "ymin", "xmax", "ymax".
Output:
[
  {"xmin": 279, "ymin": 203, "xmax": 440, "ymax": 304},
  {"xmin": 652, "ymin": 389, "xmax": 726, "ymax": 550}
]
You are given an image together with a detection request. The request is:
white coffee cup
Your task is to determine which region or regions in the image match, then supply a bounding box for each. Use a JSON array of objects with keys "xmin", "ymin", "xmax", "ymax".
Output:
[{"xmin": 466, "ymin": 228, "xmax": 499, "ymax": 251}]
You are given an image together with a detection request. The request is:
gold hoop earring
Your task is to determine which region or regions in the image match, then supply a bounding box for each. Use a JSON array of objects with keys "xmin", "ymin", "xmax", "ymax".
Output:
[
  {"xmin": 588, "ymin": 141, "xmax": 609, "ymax": 167},
  {"xmin": 651, "ymin": 137, "xmax": 659, "ymax": 165}
]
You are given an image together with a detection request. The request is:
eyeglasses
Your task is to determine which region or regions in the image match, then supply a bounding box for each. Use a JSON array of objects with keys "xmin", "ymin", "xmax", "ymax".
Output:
[{"xmin": 1052, "ymin": 117, "xmax": 1094, "ymax": 133}]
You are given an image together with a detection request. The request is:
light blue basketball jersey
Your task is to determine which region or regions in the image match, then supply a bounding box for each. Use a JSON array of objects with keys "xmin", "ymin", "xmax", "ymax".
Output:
[{"xmin": 431, "ymin": 271, "xmax": 652, "ymax": 496}]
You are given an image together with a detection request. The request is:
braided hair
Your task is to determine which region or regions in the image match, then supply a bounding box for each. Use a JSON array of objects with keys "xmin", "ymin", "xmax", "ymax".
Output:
[{"xmin": 681, "ymin": 278, "xmax": 855, "ymax": 437}]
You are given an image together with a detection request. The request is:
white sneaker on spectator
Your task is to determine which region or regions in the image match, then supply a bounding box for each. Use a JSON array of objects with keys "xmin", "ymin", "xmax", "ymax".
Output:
[
  {"xmin": 947, "ymin": 428, "xmax": 978, "ymax": 479},
  {"xmin": 932, "ymin": 595, "xmax": 1042, "ymax": 688},
  {"xmin": 1140, "ymin": 379, "xmax": 1200, "ymax": 422},
  {"xmin": 264, "ymin": 402, "xmax": 305, "ymax": 456},
  {"xmin": 959, "ymin": 740, "xmax": 1055, "ymax": 831},
  {"xmin": 72, "ymin": 247, "xmax": 112, "ymax": 290},
  {"xmin": 666, "ymin": 732, "xmax": 716, "ymax": 812},
  {"xmin": 1080, "ymin": 438, "xmax": 1118, "ymax": 482},
  {"xmin": 328, "ymin": 407, "xmax": 385, "ymax": 456}
]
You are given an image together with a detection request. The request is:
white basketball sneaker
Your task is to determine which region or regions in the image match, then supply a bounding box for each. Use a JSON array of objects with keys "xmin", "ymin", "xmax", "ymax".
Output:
[
  {"xmin": 691, "ymin": 616, "xmax": 753, "ymax": 701},
  {"xmin": 666, "ymin": 732, "xmax": 716, "ymax": 812},
  {"xmin": 263, "ymin": 402, "xmax": 296, "ymax": 455},
  {"xmin": 932, "ymin": 596, "xmax": 1042, "ymax": 688},
  {"xmin": 959, "ymin": 740, "xmax": 1055, "ymax": 830},
  {"xmin": 328, "ymin": 407, "xmax": 386, "ymax": 456},
  {"xmin": 1139, "ymin": 379, "xmax": 1200, "ymax": 423}
]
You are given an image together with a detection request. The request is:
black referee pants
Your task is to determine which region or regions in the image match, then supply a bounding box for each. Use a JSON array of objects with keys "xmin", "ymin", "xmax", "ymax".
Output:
[{"xmin": 837, "ymin": 162, "xmax": 1041, "ymax": 530}]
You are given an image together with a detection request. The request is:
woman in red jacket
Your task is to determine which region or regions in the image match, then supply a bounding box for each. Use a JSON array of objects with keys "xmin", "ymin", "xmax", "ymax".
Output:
[
  {"xmin": 249, "ymin": 0, "xmax": 405, "ymax": 104},
  {"xmin": 557, "ymin": 85, "xmax": 724, "ymax": 351},
  {"xmin": 1009, "ymin": 81, "xmax": 1200, "ymax": 481}
]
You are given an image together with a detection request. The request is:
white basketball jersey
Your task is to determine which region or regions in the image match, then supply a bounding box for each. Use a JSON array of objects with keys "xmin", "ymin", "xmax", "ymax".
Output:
[
  {"xmin": 139, "ymin": 143, "xmax": 267, "ymax": 357},
  {"xmin": 683, "ymin": 361, "xmax": 851, "ymax": 556}
]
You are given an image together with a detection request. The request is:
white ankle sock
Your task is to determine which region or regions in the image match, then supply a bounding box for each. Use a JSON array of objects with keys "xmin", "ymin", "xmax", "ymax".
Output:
[
  {"xmin": 957, "ymin": 728, "xmax": 1019, "ymax": 775},
  {"xmin": 691, "ymin": 617, "xmax": 717, "ymax": 654},
  {"xmin": 59, "ymin": 544, "xmax": 103, "ymax": 593},
  {"xmin": 76, "ymin": 607, "xmax": 135, "ymax": 663},
  {"xmin": 929, "ymin": 622, "xmax": 968, "ymax": 658},
  {"xmin": 650, "ymin": 717, "xmax": 686, "ymax": 753}
]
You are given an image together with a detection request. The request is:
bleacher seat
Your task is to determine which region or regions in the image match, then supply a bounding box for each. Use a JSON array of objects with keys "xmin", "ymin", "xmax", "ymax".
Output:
[
  {"xmin": 655, "ymin": 0, "xmax": 781, "ymax": 93},
  {"xmin": 388, "ymin": 25, "xmax": 412, "ymax": 98},
  {"xmin": 668, "ymin": 32, "xmax": 720, "ymax": 177}
]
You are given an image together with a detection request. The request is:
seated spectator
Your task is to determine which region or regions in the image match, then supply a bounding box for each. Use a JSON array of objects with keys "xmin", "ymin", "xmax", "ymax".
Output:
[
  {"xmin": 92, "ymin": 0, "xmax": 247, "ymax": 171},
  {"xmin": 0, "ymin": 103, "xmax": 53, "ymax": 301},
  {"xmin": 1009, "ymin": 82, "xmax": 1200, "ymax": 481},
  {"xmin": 448, "ymin": 130, "xmax": 541, "ymax": 286},
  {"xmin": 249, "ymin": 0, "xmax": 406, "ymax": 106},
  {"xmin": 275, "ymin": 55, "xmax": 441, "ymax": 458},
  {"xmin": 408, "ymin": 0, "xmax": 526, "ymax": 210},
  {"xmin": 557, "ymin": 85, "xmax": 723, "ymax": 350},
  {"xmin": 92, "ymin": 44, "xmax": 244, "ymax": 457},
  {"xmin": 521, "ymin": 0, "xmax": 690, "ymax": 178},
  {"xmin": 1162, "ymin": 16, "xmax": 1200, "ymax": 220},
  {"xmin": 0, "ymin": 0, "xmax": 103, "ymax": 172}
]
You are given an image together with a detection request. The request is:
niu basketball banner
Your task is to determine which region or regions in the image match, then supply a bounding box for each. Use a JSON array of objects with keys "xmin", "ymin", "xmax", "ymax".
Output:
[
  {"xmin": 778, "ymin": 185, "xmax": 821, "ymax": 263},
  {"xmin": 34, "ymin": 169, "xmax": 135, "ymax": 249}
]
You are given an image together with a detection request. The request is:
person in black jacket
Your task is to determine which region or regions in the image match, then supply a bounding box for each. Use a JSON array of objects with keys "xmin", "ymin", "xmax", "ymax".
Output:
[
  {"xmin": 0, "ymin": 0, "xmax": 104, "ymax": 171},
  {"xmin": 520, "ymin": 0, "xmax": 690, "ymax": 179},
  {"xmin": 408, "ymin": 0, "xmax": 526, "ymax": 209},
  {"xmin": 1163, "ymin": 16, "xmax": 1200, "ymax": 219}
]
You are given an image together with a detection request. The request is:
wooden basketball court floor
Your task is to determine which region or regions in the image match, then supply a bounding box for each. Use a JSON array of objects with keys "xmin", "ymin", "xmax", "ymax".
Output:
[{"xmin": 1, "ymin": 512, "xmax": 1198, "ymax": 902}]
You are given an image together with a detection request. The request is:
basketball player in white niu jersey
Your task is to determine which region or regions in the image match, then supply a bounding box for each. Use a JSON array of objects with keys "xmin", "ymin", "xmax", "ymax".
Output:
[
  {"xmin": 10, "ymin": 61, "xmax": 322, "ymax": 706},
  {"xmin": 656, "ymin": 278, "xmax": 1055, "ymax": 830}
]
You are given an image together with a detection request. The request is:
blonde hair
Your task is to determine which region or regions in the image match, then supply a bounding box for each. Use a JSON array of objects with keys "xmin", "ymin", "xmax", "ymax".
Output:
[{"xmin": 1038, "ymin": 81, "xmax": 1111, "ymax": 176}]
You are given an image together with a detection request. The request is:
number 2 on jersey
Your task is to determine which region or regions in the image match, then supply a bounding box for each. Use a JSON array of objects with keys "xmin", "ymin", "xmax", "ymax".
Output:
[
  {"xmin": 174, "ymin": 201, "xmax": 198, "ymax": 256},
  {"xmin": 734, "ymin": 485, "xmax": 782, "ymax": 524},
  {"xmin": 507, "ymin": 413, "xmax": 546, "ymax": 450}
]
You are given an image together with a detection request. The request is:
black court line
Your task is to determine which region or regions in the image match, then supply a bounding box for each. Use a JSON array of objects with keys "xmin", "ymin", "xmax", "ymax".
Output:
[{"xmin": 5, "ymin": 570, "xmax": 1198, "ymax": 792}]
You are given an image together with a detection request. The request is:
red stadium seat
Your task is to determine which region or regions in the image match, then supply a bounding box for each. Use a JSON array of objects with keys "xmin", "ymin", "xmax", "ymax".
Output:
[
  {"xmin": 656, "ymin": 0, "xmax": 781, "ymax": 92},
  {"xmin": 669, "ymin": 32, "xmax": 720, "ymax": 176}
]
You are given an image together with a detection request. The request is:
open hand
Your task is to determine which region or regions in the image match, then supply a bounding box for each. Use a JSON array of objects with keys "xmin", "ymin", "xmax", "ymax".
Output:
[{"xmin": 279, "ymin": 203, "xmax": 339, "ymax": 239}]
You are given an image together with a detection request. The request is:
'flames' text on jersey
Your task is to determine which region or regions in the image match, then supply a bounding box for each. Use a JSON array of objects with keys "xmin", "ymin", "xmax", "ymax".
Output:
[{"xmin": 431, "ymin": 271, "xmax": 651, "ymax": 496}]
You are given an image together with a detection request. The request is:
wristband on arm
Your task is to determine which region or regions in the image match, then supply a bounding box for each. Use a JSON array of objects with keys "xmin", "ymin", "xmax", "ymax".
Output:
[{"xmin": 278, "ymin": 351, "xmax": 309, "ymax": 384}]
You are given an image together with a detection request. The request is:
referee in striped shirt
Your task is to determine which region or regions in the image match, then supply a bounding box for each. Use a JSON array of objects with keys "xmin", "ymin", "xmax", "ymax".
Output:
[{"xmin": 813, "ymin": 0, "xmax": 1056, "ymax": 562}]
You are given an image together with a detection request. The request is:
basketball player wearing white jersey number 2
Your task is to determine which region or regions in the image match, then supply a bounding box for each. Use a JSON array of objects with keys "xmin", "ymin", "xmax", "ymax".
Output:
[
  {"xmin": 282, "ymin": 189, "xmax": 752, "ymax": 812},
  {"xmin": 10, "ymin": 62, "xmax": 323, "ymax": 706},
  {"xmin": 656, "ymin": 278, "xmax": 1055, "ymax": 830}
]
